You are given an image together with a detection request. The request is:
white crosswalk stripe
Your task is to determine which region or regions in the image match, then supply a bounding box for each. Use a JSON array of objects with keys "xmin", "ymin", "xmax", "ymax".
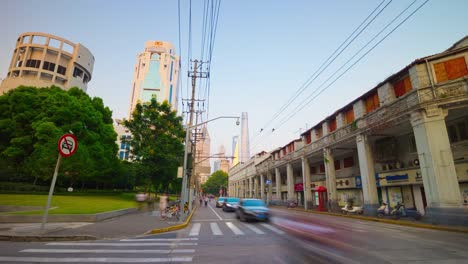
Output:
[
  {"xmin": 210, "ymin": 222, "xmax": 222, "ymax": 235},
  {"xmin": 189, "ymin": 223, "xmax": 201, "ymax": 236},
  {"xmin": 243, "ymin": 223, "xmax": 265, "ymax": 234},
  {"xmin": 260, "ymin": 223, "xmax": 285, "ymax": 235},
  {"xmin": 226, "ymin": 222, "xmax": 244, "ymax": 235},
  {"xmin": 0, "ymin": 256, "xmax": 193, "ymax": 262}
]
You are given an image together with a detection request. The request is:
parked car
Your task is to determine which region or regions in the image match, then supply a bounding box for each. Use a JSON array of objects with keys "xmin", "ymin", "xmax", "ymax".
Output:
[
  {"xmin": 216, "ymin": 197, "xmax": 226, "ymax": 208},
  {"xmin": 236, "ymin": 199, "xmax": 270, "ymax": 222},
  {"xmin": 222, "ymin": 197, "xmax": 240, "ymax": 212}
]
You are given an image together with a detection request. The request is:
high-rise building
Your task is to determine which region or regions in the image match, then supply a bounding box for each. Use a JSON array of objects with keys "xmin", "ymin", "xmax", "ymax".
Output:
[
  {"xmin": 195, "ymin": 126, "xmax": 211, "ymax": 184},
  {"xmin": 129, "ymin": 41, "xmax": 180, "ymax": 118},
  {"xmin": 240, "ymin": 112, "xmax": 250, "ymax": 163},
  {"xmin": 114, "ymin": 119, "xmax": 132, "ymax": 161},
  {"xmin": 0, "ymin": 32, "xmax": 94, "ymax": 94}
]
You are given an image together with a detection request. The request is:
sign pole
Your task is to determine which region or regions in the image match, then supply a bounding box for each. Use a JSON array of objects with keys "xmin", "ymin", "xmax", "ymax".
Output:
[{"xmin": 41, "ymin": 153, "xmax": 62, "ymax": 231}]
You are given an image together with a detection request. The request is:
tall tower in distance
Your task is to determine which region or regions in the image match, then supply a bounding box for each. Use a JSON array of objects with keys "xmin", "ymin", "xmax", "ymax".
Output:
[
  {"xmin": 129, "ymin": 41, "xmax": 180, "ymax": 118},
  {"xmin": 240, "ymin": 112, "xmax": 250, "ymax": 163}
]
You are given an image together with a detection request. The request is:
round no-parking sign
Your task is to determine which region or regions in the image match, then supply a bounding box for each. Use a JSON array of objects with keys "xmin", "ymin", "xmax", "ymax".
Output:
[{"xmin": 58, "ymin": 134, "xmax": 78, "ymax": 157}]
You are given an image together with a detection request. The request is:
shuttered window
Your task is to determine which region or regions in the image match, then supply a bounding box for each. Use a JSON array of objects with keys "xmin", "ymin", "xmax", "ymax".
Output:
[
  {"xmin": 394, "ymin": 76, "xmax": 413, "ymax": 98},
  {"xmin": 434, "ymin": 56, "xmax": 468, "ymax": 83},
  {"xmin": 365, "ymin": 93, "xmax": 379, "ymax": 113},
  {"xmin": 329, "ymin": 119, "xmax": 337, "ymax": 132},
  {"xmin": 311, "ymin": 167, "xmax": 316, "ymax": 174},
  {"xmin": 334, "ymin": 160, "xmax": 341, "ymax": 170},
  {"xmin": 319, "ymin": 164, "xmax": 325, "ymax": 173},
  {"xmin": 344, "ymin": 157, "xmax": 354, "ymax": 168},
  {"xmin": 305, "ymin": 133, "xmax": 311, "ymax": 144},
  {"xmin": 345, "ymin": 108, "xmax": 354, "ymax": 124}
]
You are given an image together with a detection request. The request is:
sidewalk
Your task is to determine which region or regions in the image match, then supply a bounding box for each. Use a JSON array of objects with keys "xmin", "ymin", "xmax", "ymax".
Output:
[
  {"xmin": 271, "ymin": 205, "xmax": 468, "ymax": 233},
  {"xmin": 0, "ymin": 209, "xmax": 186, "ymax": 242}
]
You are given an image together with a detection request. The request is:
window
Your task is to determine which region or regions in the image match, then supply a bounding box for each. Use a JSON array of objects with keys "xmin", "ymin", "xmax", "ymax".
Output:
[
  {"xmin": 283, "ymin": 148, "xmax": 286, "ymax": 156},
  {"xmin": 448, "ymin": 118, "xmax": 468, "ymax": 143},
  {"xmin": 329, "ymin": 119, "xmax": 337, "ymax": 132},
  {"xmin": 83, "ymin": 74, "xmax": 89, "ymax": 83},
  {"xmin": 316, "ymin": 127, "xmax": 323, "ymax": 138},
  {"xmin": 125, "ymin": 151, "xmax": 129, "ymax": 160},
  {"xmin": 120, "ymin": 143, "xmax": 125, "ymax": 150},
  {"xmin": 26, "ymin": 59, "xmax": 40, "ymax": 68},
  {"xmin": 305, "ymin": 133, "xmax": 311, "ymax": 144},
  {"xmin": 319, "ymin": 164, "xmax": 325, "ymax": 173},
  {"xmin": 345, "ymin": 108, "xmax": 354, "ymax": 124},
  {"xmin": 73, "ymin": 67, "xmax": 83, "ymax": 78},
  {"xmin": 57, "ymin": 65, "xmax": 66, "ymax": 75},
  {"xmin": 365, "ymin": 93, "xmax": 379, "ymax": 113},
  {"xmin": 310, "ymin": 167, "xmax": 316, "ymax": 174},
  {"xmin": 42, "ymin": 61, "xmax": 56, "ymax": 72},
  {"xmin": 334, "ymin": 160, "xmax": 341, "ymax": 170},
  {"xmin": 394, "ymin": 76, "xmax": 413, "ymax": 98},
  {"xmin": 344, "ymin": 157, "xmax": 354, "ymax": 168},
  {"xmin": 119, "ymin": 151, "xmax": 125, "ymax": 160},
  {"xmin": 434, "ymin": 57, "xmax": 468, "ymax": 83}
]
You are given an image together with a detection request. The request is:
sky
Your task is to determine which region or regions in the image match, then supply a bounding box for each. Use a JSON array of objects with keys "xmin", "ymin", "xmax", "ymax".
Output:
[{"xmin": 1, "ymin": 0, "xmax": 468, "ymax": 165}]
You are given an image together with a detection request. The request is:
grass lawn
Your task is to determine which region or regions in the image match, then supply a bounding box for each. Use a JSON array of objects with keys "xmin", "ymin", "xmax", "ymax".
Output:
[{"xmin": 0, "ymin": 193, "xmax": 138, "ymax": 215}]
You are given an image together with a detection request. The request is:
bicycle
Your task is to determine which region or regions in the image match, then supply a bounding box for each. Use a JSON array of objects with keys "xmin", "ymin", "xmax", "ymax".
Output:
[{"xmin": 165, "ymin": 205, "xmax": 180, "ymax": 221}]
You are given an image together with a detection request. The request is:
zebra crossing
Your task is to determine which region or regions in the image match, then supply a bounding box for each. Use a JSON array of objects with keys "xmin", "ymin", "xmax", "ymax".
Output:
[
  {"xmin": 0, "ymin": 238, "xmax": 198, "ymax": 263},
  {"xmin": 187, "ymin": 221, "xmax": 285, "ymax": 237}
]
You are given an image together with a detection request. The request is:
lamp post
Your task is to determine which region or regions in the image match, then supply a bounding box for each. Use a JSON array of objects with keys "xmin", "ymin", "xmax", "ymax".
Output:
[{"xmin": 182, "ymin": 116, "xmax": 240, "ymax": 214}]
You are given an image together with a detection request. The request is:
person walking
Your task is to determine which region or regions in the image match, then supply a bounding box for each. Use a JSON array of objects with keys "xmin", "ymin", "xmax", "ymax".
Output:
[
  {"xmin": 199, "ymin": 197, "xmax": 203, "ymax": 207},
  {"xmin": 159, "ymin": 193, "xmax": 168, "ymax": 220},
  {"xmin": 204, "ymin": 196, "xmax": 208, "ymax": 207}
]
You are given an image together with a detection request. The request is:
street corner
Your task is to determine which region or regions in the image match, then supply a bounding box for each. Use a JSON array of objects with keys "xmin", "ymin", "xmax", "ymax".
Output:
[{"xmin": 148, "ymin": 206, "xmax": 197, "ymax": 235}]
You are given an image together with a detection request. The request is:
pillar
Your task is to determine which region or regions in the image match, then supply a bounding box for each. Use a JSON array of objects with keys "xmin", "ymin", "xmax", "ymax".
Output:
[
  {"xmin": 275, "ymin": 168, "xmax": 281, "ymax": 200},
  {"xmin": 267, "ymin": 171, "xmax": 273, "ymax": 204},
  {"xmin": 287, "ymin": 163, "xmax": 295, "ymax": 201},
  {"xmin": 411, "ymin": 108, "xmax": 465, "ymax": 225},
  {"xmin": 260, "ymin": 174, "xmax": 265, "ymax": 201},
  {"xmin": 356, "ymin": 134, "xmax": 379, "ymax": 215},
  {"xmin": 249, "ymin": 177, "xmax": 253, "ymax": 198},
  {"xmin": 323, "ymin": 148, "xmax": 338, "ymax": 211},
  {"xmin": 254, "ymin": 176, "xmax": 258, "ymax": 198},
  {"xmin": 302, "ymin": 157, "xmax": 312, "ymax": 210}
]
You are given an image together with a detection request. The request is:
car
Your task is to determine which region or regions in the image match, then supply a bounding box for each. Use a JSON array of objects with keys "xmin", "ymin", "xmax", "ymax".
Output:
[
  {"xmin": 222, "ymin": 197, "xmax": 240, "ymax": 212},
  {"xmin": 216, "ymin": 197, "xmax": 226, "ymax": 208},
  {"xmin": 236, "ymin": 199, "xmax": 270, "ymax": 222}
]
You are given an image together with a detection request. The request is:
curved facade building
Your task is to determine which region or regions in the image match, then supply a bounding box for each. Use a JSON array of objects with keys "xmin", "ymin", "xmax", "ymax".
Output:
[{"xmin": 0, "ymin": 32, "xmax": 94, "ymax": 94}]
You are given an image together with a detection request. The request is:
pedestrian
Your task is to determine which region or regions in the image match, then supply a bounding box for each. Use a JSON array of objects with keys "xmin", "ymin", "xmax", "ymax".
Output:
[
  {"xmin": 159, "ymin": 193, "xmax": 168, "ymax": 220},
  {"xmin": 204, "ymin": 196, "xmax": 208, "ymax": 207},
  {"xmin": 199, "ymin": 197, "xmax": 203, "ymax": 207}
]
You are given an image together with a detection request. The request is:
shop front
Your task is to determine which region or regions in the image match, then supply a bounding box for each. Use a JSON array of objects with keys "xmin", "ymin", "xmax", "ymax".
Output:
[{"xmin": 336, "ymin": 176, "xmax": 363, "ymax": 207}]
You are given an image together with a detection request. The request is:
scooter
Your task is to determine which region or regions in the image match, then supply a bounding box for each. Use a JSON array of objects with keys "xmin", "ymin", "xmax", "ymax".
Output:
[
  {"xmin": 341, "ymin": 202, "xmax": 363, "ymax": 214},
  {"xmin": 377, "ymin": 202, "xmax": 422, "ymax": 220}
]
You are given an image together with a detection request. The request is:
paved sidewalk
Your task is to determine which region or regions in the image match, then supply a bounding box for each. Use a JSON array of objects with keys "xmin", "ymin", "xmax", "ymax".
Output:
[{"xmin": 0, "ymin": 209, "xmax": 186, "ymax": 241}]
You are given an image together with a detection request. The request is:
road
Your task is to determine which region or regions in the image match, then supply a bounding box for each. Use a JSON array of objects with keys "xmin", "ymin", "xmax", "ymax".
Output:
[{"xmin": 0, "ymin": 200, "xmax": 467, "ymax": 263}]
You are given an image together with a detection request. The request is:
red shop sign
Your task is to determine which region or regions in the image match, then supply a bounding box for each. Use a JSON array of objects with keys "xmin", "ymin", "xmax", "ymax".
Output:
[{"xmin": 294, "ymin": 183, "xmax": 304, "ymax": 192}]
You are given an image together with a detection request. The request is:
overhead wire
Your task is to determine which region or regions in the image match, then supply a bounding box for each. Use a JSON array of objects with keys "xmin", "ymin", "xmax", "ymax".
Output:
[{"xmin": 253, "ymin": 0, "xmax": 429, "ymax": 152}]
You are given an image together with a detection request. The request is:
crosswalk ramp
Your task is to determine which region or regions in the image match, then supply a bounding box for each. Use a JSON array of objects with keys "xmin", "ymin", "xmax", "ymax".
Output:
[
  {"xmin": 0, "ymin": 238, "xmax": 197, "ymax": 263},
  {"xmin": 188, "ymin": 221, "xmax": 285, "ymax": 237}
]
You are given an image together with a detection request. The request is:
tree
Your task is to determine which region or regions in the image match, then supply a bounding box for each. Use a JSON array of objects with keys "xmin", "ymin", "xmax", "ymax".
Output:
[
  {"xmin": 123, "ymin": 98, "xmax": 185, "ymax": 193},
  {"xmin": 0, "ymin": 86, "xmax": 119, "ymax": 188},
  {"xmin": 201, "ymin": 170, "xmax": 228, "ymax": 195}
]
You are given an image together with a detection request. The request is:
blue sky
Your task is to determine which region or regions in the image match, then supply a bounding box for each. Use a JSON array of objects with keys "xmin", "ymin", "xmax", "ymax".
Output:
[{"xmin": 1, "ymin": 0, "xmax": 467, "ymax": 161}]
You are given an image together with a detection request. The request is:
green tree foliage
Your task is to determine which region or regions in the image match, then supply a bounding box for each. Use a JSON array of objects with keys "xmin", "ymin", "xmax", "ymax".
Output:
[
  {"xmin": 123, "ymin": 98, "xmax": 185, "ymax": 192},
  {"xmin": 0, "ymin": 86, "xmax": 119, "ymax": 188},
  {"xmin": 201, "ymin": 170, "xmax": 228, "ymax": 195}
]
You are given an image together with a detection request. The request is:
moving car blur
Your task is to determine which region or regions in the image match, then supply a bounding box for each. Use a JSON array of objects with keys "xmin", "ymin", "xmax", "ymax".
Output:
[
  {"xmin": 216, "ymin": 197, "xmax": 226, "ymax": 208},
  {"xmin": 222, "ymin": 197, "xmax": 240, "ymax": 212},
  {"xmin": 236, "ymin": 198, "xmax": 270, "ymax": 222}
]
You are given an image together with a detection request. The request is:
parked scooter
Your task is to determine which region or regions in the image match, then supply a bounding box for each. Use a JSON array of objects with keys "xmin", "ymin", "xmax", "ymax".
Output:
[
  {"xmin": 341, "ymin": 202, "xmax": 363, "ymax": 214},
  {"xmin": 377, "ymin": 202, "xmax": 422, "ymax": 220}
]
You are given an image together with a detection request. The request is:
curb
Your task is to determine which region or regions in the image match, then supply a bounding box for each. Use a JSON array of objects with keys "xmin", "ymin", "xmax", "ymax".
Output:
[
  {"xmin": 148, "ymin": 207, "xmax": 197, "ymax": 234},
  {"xmin": 271, "ymin": 206, "xmax": 468, "ymax": 234}
]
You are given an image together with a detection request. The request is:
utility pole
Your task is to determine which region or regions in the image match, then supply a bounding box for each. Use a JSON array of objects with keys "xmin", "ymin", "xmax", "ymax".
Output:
[{"xmin": 182, "ymin": 59, "xmax": 209, "ymax": 213}]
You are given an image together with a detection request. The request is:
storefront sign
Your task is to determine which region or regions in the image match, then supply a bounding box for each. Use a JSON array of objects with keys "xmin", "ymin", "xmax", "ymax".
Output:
[
  {"xmin": 355, "ymin": 176, "xmax": 362, "ymax": 188},
  {"xmin": 336, "ymin": 177, "xmax": 356, "ymax": 189},
  {"xmin": 378, "ymin": 169, "xmax": 421, "ymax": 186},
  {"xmin": 294, "ymin": 183, "xmax": 303, "ymax": 191}
]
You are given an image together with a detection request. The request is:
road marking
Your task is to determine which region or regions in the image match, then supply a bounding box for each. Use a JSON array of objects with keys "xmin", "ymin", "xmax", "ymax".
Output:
[
  {"xmin": 208, "ymin": 203, "xmax": 223, "ymax": 220},
  {"xmin": 210, "ymin": 222, "xmax": 223, "ymax": 235},
  {"xmin": 21, "ymin": 249, "xmax": 196, "ymax": 253},
  {"xmin": 260, "ymin": 223, "xmax": 285, "ymax": 235},
  {"xmin": 189, "ymin": 223, "xmax": 201, "ymax": 236},
  {"xmin": 0, "ymin": 257, "xmax": 193, "ymax": 263},
  {"xmin": 120, "ymin": 238, "xmax": 198, "ymax": 241},
  {"xmin": 243, "ymin": 223, "xmax": 265, "ymax": 234},
  {"xmin": 46, "ymin": 242, "xmax": 197, "ymax": 246},
  {"xmin": 226, "ymin": 222, "xmax": 244, "ymax": 235},
  {"xmin": 192, "ymin": 219, "xmax": 223, "ymax": 222}
]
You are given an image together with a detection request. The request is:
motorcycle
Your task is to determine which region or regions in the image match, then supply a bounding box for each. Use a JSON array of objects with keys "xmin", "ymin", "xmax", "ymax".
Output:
[
  {"xmin": 377, "ymin": 202, "xmax": 422, "ymax": 220},
  {"xmin": 287, "ymin": 201, "xmax": 297, "ymax": 208},
  {"xmin": 341, "ymin": 202, "xmax": 363, "ymax": 214}
]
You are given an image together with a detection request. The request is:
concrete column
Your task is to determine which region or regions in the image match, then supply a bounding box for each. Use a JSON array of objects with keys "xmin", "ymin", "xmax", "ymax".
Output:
[
  {"xmin": 267, "ymin": 171, "xmax": 273, "ymax": 204},
  {"xmin": 356, "ymin": 134, "xmax": 379, "ymax": 215},
  {"xmin": 323, "ymin": 148, "xmax": 338, "ymax": 211},
  {"xmin": 275, "ymin": 168, "xmax": 281, "ymax": 200},
  {"xmin": 302, "ymin": 157, "xmax": 312, "ymax": 210},
  {"xmin": 260, "ymin": 174, "xmax": 265, "ymax": 201},
  {"xmin": 287, "ymin": 163, "xmax": 295, "ymax": 200},
  {"xmin": 249, "ymin": 177, "xmax": 253, "ymax": 198},
  {"xmin": 254, "ymin": 176, "xmax": 258, "ymax": 198},
  {"xmin": 411, "ymin": 108, "xmax": 465, "ymax": 225}
]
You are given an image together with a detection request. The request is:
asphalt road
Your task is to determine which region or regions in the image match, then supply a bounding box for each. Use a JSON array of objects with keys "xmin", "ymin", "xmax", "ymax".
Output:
[{"xmin": 0, "ymin": 200, "xmax": 467, "ymax": 263}]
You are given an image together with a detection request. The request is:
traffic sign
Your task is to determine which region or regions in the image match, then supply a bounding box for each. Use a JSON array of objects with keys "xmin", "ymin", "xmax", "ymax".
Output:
[{"xmin": 58, "ymin": 134, "xmax": 77, "ymax": 157}]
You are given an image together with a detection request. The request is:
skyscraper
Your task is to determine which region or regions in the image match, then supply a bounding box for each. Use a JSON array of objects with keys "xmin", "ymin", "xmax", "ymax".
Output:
[
  {"xmin": 129, "ymin": 41, "xmax": 180, "ymax": 118},
  {"xmin": 240, "ymin": 112, "xmax": 250, "ymax": 163},
  {"xmin": 232, "ymin": 135, "xmax": 239, "ymax": 166}
]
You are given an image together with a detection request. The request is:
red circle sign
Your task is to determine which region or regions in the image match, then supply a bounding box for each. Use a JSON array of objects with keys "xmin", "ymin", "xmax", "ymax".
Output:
[{"xmin": 58, "ymin": 134, "xmax": 78, "ymax": 157}]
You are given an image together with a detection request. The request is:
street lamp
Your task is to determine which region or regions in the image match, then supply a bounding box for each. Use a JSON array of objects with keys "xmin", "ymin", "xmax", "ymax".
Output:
[{"xmin": 181, "ymin": 116, "xmax": 240, "ymax": 214}]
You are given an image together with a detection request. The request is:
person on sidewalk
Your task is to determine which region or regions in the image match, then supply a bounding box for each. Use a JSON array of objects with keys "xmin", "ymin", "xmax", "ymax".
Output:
[
  {"xmin": 204, "ymin": 196, "xmax": 208, "ymax": 207},
  {"xmin": 199, "ymin": 197, "xmax": 203, "ymax": 207},
  {"xmin": 159, "ymin": 193, "xmax": 168, "ymax": 220}
]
